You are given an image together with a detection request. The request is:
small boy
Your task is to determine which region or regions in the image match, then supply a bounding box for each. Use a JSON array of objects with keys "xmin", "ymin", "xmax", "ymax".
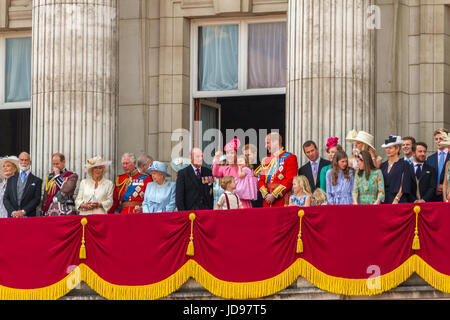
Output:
[{"xmin": 215, "ymin": 176, "xmax": 243, "ymax": 210}]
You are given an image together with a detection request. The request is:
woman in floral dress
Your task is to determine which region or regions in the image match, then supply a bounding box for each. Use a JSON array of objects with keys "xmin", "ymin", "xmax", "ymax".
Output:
[{"xmin": 352, "ymin": 150, "xmax": 385, "ymax": 205}]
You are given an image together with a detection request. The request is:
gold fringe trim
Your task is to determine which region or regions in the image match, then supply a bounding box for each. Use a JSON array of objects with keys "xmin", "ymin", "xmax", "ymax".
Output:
[
  {"xmin": 3, "ymin": 256, "xmax": 450, "ymax": 299},
  {"xmin": 79, "ymin": 263, "xmax": 191, "ymax": 300},
  {"xmin": 414, "ymin": 255, "xmax": 450, "ymax": 293},
  {"xmin": 0, "ymin": 268, "xmax": 80, "ymax": 300}
]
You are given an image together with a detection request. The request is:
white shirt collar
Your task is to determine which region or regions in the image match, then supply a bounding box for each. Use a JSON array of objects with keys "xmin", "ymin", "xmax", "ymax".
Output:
[{"xmin": 439, "ymin": 149, "xmax": 449, "ymax": 156}]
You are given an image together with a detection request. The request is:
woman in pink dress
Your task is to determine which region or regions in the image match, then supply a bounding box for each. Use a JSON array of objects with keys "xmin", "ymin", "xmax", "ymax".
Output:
[{"xmin": 213, "ymin": 138, "xmax": 254, "ymax": 208}]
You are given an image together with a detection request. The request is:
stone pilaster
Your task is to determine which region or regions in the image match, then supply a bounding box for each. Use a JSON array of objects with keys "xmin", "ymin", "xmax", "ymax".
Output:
[
  {"xmin": 286, "ymin": 0, "xmax": 375, "ymax": 162},
  {"xmin": 31, "ymin": 0, "xmax": 118, "ymax": 179}
]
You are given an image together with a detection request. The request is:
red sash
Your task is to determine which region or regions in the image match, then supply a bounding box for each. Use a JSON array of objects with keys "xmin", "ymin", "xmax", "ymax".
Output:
[{"xmin": 43, "ymin": 171, "xmax": 74, "ymax": 214}]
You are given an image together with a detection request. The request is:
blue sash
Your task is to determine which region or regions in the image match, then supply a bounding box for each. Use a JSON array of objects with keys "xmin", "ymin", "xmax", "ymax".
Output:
[
  {"xmin": 266, "ymin": 152, "xmax": 291, "ymax": 183},
  {"xmin": 122, "ymin": 174, "xmax": 147, "ymax": 202}
]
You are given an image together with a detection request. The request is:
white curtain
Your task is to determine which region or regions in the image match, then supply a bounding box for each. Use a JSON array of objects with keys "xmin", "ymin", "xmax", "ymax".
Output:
[
  {"xmin": 198, "ymin": 25, "xmax": 239, "ymax": 91},
  {"xmin": 248, "ymin": 22, "xmax": 286, "ymax": 89},
  {"xmin": 5, "ymin": 37, "xmax": 32, "ymax": 103}
]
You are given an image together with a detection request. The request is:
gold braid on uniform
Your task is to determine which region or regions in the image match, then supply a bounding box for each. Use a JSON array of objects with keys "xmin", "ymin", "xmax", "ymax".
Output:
[{"xmin": 115, "ymin": 169, "xmax": 139, "ymax": 197}]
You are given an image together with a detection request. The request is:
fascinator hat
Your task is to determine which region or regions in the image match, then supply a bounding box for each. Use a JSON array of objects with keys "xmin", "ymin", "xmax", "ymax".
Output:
[
  {"xmin": 381, "ymin": 135, "xmax": 403, "ymax": 148},
  {"xmin": 326, "ymin": 137, "xmax": 339, "ymax": 153},
  {"xmin": 224, "ymin": 138, "xmax": 241, "ymax": 152}
]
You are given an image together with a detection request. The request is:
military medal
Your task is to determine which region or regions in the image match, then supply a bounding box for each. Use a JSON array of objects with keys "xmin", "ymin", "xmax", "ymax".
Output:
[
  {"xmin": 278, "ymin": 174, "xmax": 284, "ymax": 180},
  {"xmin": 133, "ymin": 191, "xmax": 138, "ymax": 198},
  {"xmin": 139, "ymin": 192, "xmax": 145, "ymax": 198}
]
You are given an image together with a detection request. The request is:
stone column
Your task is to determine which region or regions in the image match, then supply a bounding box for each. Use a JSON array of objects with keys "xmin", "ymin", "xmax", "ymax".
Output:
[
  {"xmin": 31, "ymin": 0, "xmax": 118, "ymax": 179},
  {"xmin": 286, "ymin": 0, "xmax": 375, "ymax": 162}
]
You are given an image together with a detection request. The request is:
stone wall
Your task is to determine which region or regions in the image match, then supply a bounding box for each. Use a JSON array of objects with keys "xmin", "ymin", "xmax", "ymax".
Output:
[{"xmin": 375, "ymin": 0, "xmax": 450, "ymax": 155}]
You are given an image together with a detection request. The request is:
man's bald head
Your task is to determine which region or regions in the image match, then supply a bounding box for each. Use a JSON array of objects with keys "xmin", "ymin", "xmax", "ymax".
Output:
[{"xmin": 191, "ymin": 148, "xmax": 203, "ymax": 168}]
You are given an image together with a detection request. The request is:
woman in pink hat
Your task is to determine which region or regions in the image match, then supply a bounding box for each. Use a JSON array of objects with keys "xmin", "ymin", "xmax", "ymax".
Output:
[
  {"xmin": 319, "ymin": 137, "xmax": 343, "ymax": 192},
  {"xmin": 213, "ymin": 138, "xmax": 255, "ymax": 208}
]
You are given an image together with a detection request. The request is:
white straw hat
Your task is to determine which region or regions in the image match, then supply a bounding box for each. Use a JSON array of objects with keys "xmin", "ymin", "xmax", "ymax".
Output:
[
  {"xmin": 0, "ymin": 156, "xmax": 20, "ymax": 180},
  {"xmin": 346, "ymin": 130, "xmax": 376, "ymax": 150},
  {"xmin": 439, "ymin": 132, "xmax": 450, "ymax": 147},
  {"xmin": 85, "ymin": 156, "xmax": 112, "ymax": 170}
]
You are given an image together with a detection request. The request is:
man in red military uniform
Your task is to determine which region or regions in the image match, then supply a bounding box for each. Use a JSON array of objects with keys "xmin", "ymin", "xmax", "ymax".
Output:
[
  {"xmin": 109, "ymin": 153, "xmax": 152, "ymax": 214},
  {"xmin": 258, "ymin": 133, "xmax": 298, "ymax": 207}
]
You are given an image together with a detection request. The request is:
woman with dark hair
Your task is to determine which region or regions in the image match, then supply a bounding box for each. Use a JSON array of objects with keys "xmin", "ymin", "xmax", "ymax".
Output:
[
  {"xmin": 352, "ymin": 150, "xmax": 385, "ymax": 205},
  {"xmin": 326, "ymin": 150, "xmax": 354, "ymax": 205},
  {"xmin": 380, "ymin": 136, "xmax": 413, "ymax": 204}
]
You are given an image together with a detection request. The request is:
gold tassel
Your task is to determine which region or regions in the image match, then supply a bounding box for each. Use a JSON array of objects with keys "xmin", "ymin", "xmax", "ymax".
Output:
[
  {"xmin": 186, "ymin": 213, "xmax": 196, "ymax": 256},
  {"xmin": 80, "ymin": 218, "xmax": 88, "ymax": 260},
  {"xmin": 297, "ymin": 210, "xmax": 305, "ymax": 254},
  {"xmin": 412, "ymin": 206, "xmax": 421, "ymax": 250}
]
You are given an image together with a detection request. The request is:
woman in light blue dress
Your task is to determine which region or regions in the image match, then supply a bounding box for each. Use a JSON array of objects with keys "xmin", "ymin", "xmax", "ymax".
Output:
[
  {"xmin": 326, "ymin": 150, "xmax": 354, "ymax": 205},
  {"xmin": 142, "ymin": 161, "xmax": 176, "ymax": 213}
]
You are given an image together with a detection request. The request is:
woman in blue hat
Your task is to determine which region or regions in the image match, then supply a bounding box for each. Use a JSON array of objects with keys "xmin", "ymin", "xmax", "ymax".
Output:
[{"xmin": 142, "ymin": 161, "xmax": 176, "ymax": 213}]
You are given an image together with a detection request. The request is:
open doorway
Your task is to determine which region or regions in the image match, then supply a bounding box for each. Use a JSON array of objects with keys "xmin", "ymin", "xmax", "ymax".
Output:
[
  {"xmin": 0, "ymin": 109, "xmax": 30, "ymax": 157},
  {"xmin": 194, "ymin": 94, "xmax": 285, "ymax": 164},
  {"xmin": 219, "ymin": 94, "xmax": 285, "ymax": 161}
]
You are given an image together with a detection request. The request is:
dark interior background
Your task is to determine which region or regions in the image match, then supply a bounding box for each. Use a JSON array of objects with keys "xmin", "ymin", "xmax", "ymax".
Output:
[{"xmin": 0, "ymin": 109, "xmax": 30, "ymax": 157}]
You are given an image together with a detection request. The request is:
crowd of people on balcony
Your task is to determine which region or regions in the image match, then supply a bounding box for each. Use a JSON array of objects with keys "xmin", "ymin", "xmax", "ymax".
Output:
[{"xmin": 1, "ymin": 127, "xmax": 450, "ymax": 218}]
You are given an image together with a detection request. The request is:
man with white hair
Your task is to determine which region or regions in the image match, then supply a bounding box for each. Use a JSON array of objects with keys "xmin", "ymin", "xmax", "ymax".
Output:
[
  {"xmin": 137, "ymin": 154, "xmax": 153, "ymax": 174},
  {"xmin": 3, "ymin": 152, "xmax": 42, "ymax": 217},
  {"xmin": 109, "ymin": 153, "xmax": 153, "ymax": 214}
]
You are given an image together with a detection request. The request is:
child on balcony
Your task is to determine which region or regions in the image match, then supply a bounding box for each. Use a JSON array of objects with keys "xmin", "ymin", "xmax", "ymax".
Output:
[
  {"xmin": 289, "ymin": 176, "xmax": 311, "ymax": 207},
  {"xmin": 235, "ymin": 154, "xmax": 257, "ymax": 208},
  {"xmin": 215, "ymin": 176, "xmax": 243, "ymax": 210}
]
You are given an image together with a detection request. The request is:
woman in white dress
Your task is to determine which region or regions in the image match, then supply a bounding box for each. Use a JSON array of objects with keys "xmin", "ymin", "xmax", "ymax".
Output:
[
  {"xmin": 75, "ymin": 156, "xmax": 114, "ymax": 215},
  {"xmin": 0, "ymin": 157, "xmax": 20, "ymax": 218},
  {"xmin": 142, "ymin": 161, "xmax": 176, "ymax": 213}
]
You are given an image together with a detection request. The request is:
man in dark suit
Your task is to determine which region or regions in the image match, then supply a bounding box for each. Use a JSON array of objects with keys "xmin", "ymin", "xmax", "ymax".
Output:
[
  {"xmin": 298, "ymin": 141, "xmax": 331, "ymax": 192},
  {"xmin": 3, "ymin": 152, "xmax": 42, "ymax": 217},
  {"xmin": 408, "ymin": 142, "xmax": 437, "ymax": 203},
  {"xmin": 425, "ymin": 128, "xmax": 450, "ymax": 202},
  {"xmin": 176, "ymin": 148, "xmax": 214, "ymax": 211}
]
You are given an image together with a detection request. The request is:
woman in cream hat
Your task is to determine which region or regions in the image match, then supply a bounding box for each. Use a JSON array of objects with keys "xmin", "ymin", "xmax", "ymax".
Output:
[
  {"xmin": 0, "ymin": 156, "xmax": 19, "ymax": 218},
  {"xmin": 75, "ymin": 156, "xmax": 114, "ymax": 215},
  {"xmin": 440, "ymin": 133, "xmax": 450, "ymax": 202},
  {"xmin": 346, "ymin": 130, "xmax": 382, "ymax": 169},
  {"xmin": 142, "ymin": 161, "xmax": 176, "ymax": 213}
]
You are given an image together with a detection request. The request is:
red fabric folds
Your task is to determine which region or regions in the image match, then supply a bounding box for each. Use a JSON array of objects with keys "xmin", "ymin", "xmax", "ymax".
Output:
[{"xmin": 0, "ymin": 203, "xmax": 449, "ymax": 296}]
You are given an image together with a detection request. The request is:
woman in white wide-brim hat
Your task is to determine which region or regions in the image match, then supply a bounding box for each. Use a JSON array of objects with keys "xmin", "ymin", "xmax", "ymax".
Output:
[
  {"xmin": 142, "ymin": 161, "xmax": 176, "ymax": 213},
  {"xmin": 0, "ymin": 156, "xmax": 20, "ymax": 218},
  {"xmin": 440, "ymin": 133, "xmax": 450, "ymax": 202},
  {"xmin": 75, "ymin": 156, "xmax": 114, "ymax": 215},
  {"xmin": 379, "ymin": 136, "xmax": 413, "ymax": 204},
  {"xmin": 346, "ymin": 130, "xmax": 382, "ymax": 169}
]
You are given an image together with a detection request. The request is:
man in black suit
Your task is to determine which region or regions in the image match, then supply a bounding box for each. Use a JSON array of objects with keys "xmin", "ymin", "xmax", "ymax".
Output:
[
  {"xmin": 425, "ymin": 128, "xmax": 450, "ymax": 202},
  {"xmin": 176, "ymin": 148, "xmax": 214, "ymax": 211},
  {"xmin": 408, "ymin": 142, "xmax": 437, "ymax": 203},
  {"xmin": 298, "ymin": 141, "xmax": 331, "ymax": 192},
  {"xmin": 3, "ymin": 152, "xmax": 42, "ymax": 217}
]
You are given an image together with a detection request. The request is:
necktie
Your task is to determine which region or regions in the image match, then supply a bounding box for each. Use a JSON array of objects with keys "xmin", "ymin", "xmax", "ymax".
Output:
[
  {"xmin": 438, "ymin": 151, "xmax": 445, "ymax": 184},
  {"xmin": 416, "ymin": 164, "xmax": 422, "ymax": 179},
  {"xmin": 312, "ymin": 162, "xmax": 318, "ymax": 180},
  {"xmin": 196, "ymin": 168, "xmax": 201, "ymax": 180},
  {"xmin": 21, "ymin": 172, "xmax": 27, "ymax": 184}
]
